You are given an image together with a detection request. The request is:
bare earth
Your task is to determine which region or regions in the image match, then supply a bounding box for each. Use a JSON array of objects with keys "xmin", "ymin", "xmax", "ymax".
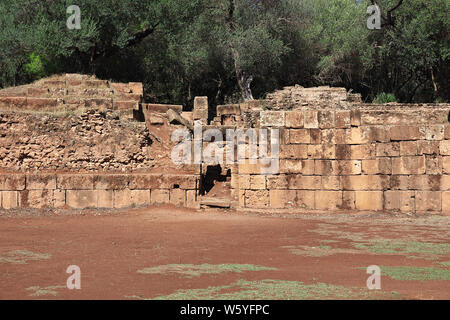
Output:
[{"xmin": 0, "ymin": 207, "xmax": 449, "ymax": 300}]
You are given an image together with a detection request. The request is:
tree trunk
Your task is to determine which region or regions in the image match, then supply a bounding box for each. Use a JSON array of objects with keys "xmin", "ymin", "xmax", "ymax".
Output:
[{"xmin": 236, "ymin": 70, "xmax": 254, "ymax": 101}]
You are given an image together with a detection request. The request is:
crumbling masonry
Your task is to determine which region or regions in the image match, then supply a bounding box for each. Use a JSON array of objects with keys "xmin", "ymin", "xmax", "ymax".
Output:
[{"xmin": 1, "ymin": 76, "xmax": 449, "ymax": 214}]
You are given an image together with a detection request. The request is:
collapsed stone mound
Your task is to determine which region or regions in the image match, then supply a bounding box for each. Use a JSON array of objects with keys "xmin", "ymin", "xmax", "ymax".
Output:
[{"xmin": 0, "ymin": 74, "xmax": 143, "ymax": 119}]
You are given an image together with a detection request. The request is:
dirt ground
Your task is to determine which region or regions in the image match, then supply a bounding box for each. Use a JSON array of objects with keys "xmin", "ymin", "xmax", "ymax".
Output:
[{"xmin": 0, "ymin": 206, "xmax": 449, "ymax": 300}]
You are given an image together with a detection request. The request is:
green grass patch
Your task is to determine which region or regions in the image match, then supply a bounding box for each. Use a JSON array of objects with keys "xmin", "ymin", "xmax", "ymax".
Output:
[
  {"xmin": 137, "ymin": 264, "xmax": 277, "ymax": 278},
  {"xmin": 26, "ymin": 285, "xmax": 65, "ymax": 297},
  {"xmin": 0, "ymin": 250, "xmax": 51, "ymax": 264},
  {"xmin": 381, "ymin": 266, "xmax": 450, "ymax": 281},
  {"xmin": 151, "ymin": 279, "xmax": 400, "ymax": 300},
  {"xmin": 438, "ymin": 261, "xmax": 450, "ymax": 267},
  {"xmin": 353, "ymin": 241, "xmax": 450, "ymax": 259}
]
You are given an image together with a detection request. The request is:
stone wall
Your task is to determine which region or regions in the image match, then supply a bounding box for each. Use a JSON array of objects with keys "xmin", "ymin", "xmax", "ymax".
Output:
[
  {"xmin": 0, "ymin": 173, "xmax": 199, "ymax": 209},
  {"xmin": 234, "ymin": 105, "xmax": 450, "ymax": 214}
]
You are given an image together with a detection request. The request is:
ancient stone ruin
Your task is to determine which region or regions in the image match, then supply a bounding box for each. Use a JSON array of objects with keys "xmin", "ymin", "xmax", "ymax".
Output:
[{"xmin": 0, "ymin": 75, "xmax": 449, "ymax": 214}]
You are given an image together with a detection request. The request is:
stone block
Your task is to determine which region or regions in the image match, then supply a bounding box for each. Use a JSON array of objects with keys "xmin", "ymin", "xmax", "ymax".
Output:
[
  {"xmin": 376, "ymin": 143, "xmax": 400, "ymax": 157},
  {"xmin": 441, "ymin": 175, "xmax": 450, "ymax": 191},
  {"xmin": 417, "ymin": 141, "xmax": 440, "ymax": 155},
  {"xmin": 440, "ymin": 140, "xmax": 450, "ymax": 155},
  {"xmin": 19, "ymin": 190, "xmax": 53, "ymax": 208},
  {"xmin": 0, "ymin": 174, "xmax": 25, "ymax": 191},
  {"xmin": 350, "ymin": 110, "xmax": 361, "ymax": 126},
  {"xmin": 279, "ymin": 144, "xmax": 308, "ymax": 159},
  {"xmin": 26, "ymin": 173, "xmax": 56, "ymax": 190},
  {"xmin": 390, "ymin": 175, "xmax": 411, "ymax": 190},
  {"xmin": 392, "ymin": 156, "xmax": 426, "ymax": 175},
  {"xmin": 288, "ymin": 176, "xmax": 321, "ymax": 190},
  {"xmin": 335, "ymin": 160, "xmax": 362, "ymax": 175},
  {"xmin": 315, "ymin": 191, "xmax": 342, "ymax": 210},
  {"xmin": 318, "ymin": 110, "xmax": 335, "ymax": 129},
  {"xmin": 245, "ymin": 190, "xmax": 269, "ymax": 208},
  {"xmin": 186, "ymin": 190, "xmax": 199, "ymax": 208},
  {"xmin": 342, "ymin": 191, "xmax": 356, "ymax": 210},
  {"xmin": 57, "ymin": 174, "xmax": 94, "ymax": 190},
  {"xmin": 114, "ymin": 189, "xmax": 132, "ymax": 208},
  {"xmin": 261, "ymin": 111, "xmax": 285, "ymax": 127},
  {"xmin": 249, "ymin": 175, "xmax": 266, "ymax": 190},
  {"xmin": 361, "ymin": 159, "xmax": 391, "ymax": 175},
  {"xmin": 269, "ymin": 190, "xmax": 297, "ymax": 208},
  {"xmin": 444, "ymin": 157, "xmax": 450, "ymax": 174},
  {"xmin": 130, "ymin": 190, "xmax": 150, "ymax": 207},
  {"xmin": 384, "ymin": 190, "xmax": 415, "ymax": 212},
  {"xmin": 151, "ymin": 189, "xmax": 170, "ymax": 204},
  {"xmin": 288, "ymin": 129, "xmax": 310, "ymax": 144},
  {"xmin": 94, "ymin": 174, "xmax": 129, "ymax": 190},
  {"xmin": 350, "ymin": 144, "xmax": 376, "ymax": 160},
  {"xmin": 97, "ymin": 190, "xmax": 114, "ymax": 208},
  {"xmin": 54, "ymin": 189, "xmax": 66, "ymax": 208},
  {"xmin": 304, "ymin": 110, "xmax": 319, "ymax": 129},
  {"xmin": 341, "ymin": 175, "xmax": 390, "ymax": 191},
  {"xmin": 390, "ymin": 126, "xmax": 420, "ymax": 141},
  {"xmin": 285, "ymin": 111, "xmax": 304, "ymax": 128},
  {"xmin": 296, "ymin": 190, "xmax": 315, "ymax": 209},
  {"xmin": 2, "ymin": 191, "xmax": 18, "ymax": 209},
  {"xmin": 420, "ymin": 125, "xmax": 445, "ymax": 141},
  {"xmin": 345, "ymin": 127, "xmax": 369, "ymax": 144},
  {"xmin": 335, "ymin": 111, "xmax": 351, "ymax": 128},
  {"xmin": 443, "ymin": 191, "xmax": 450, "ymax": 214},
  {"xmin": 415, "ymin": 191, "xmax": 441, "ymax": 212},
  {"xmin": 66, "ymin": 190, "xmax": 97, "ymax": 209},
  {"xmin": 355, "ymin": 191, "xmax": 383, "ymax": 211}
]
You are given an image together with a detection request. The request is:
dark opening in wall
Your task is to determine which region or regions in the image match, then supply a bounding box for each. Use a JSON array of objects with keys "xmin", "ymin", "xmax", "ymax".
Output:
[
  {"xmin": 173, "ymin": 184, "xmax": 180, "ymax": 189},
  {"xmin": 200, "ymin": 164, "xmax": 230, "ymax": 195}
]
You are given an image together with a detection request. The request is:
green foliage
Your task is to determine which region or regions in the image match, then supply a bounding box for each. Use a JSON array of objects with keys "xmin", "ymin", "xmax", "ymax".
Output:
[
  {"xmin": 23, "ymin": 53, "xmax": 45, "ymax": 79},
  {"xmin": 374, "ymin": 93, "xmax": 397, "ymax": 104},
  {"xmin": 0, "ymin": 0, "xmax": 448, "ymax": 103}
]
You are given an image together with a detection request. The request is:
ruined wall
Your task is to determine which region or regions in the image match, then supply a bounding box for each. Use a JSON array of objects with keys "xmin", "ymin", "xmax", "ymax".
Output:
[
  {"xmin": 234, "ymin": 105, "xmax": 450, "ymax": 215},
  {"xmin": 0, "ymin": 173, "xmax": 199, "ymax": 209}
]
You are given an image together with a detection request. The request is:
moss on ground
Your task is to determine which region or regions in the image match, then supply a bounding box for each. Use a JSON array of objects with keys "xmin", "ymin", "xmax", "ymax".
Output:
[
  {"xmin": 381, "ymin": 266, "xmax": 450, "ymax": 281},
  {"xmin": 137, "ymin": 264, "xmax": 277, "ymax": 278},
  {"xmin": 0, "ymin": 250, "xmax": 51, "ymax": 264}
]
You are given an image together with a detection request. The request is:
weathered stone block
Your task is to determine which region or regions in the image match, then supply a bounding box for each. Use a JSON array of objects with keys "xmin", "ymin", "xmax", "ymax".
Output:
[
  {"xmin": 361, "ymin": 159, "xmax": 391, "ymax": 175},
  {"xmin": 440, "ymin": 140, "xmax": 450, "ymax": 155},
  {"xmin": 288, "ymin": 176, "xmax": 321, "ymax": 190},
  {"xmin": 318, "ymin": 110, "xmax": 335, "ymax": 129},
  {"xmin": 342, "ymin": 191, "xmax": 356, "ymax": 210},
  {"xmin": 400, "ymin": 141, "xmax": 418, "ymax": 156},
  {"xmin": 66, "ymin": 190, "xmax": 97, "ymax": 209},
  {"xmin": 131, "ymin": 190, "xmax": 151, "ymax": 206},
  {"xmin": 376, "ymin": 143, "xmax": 400, "ymax": 157},
  {"xmin": 443, "ymin": 191, "xmax": 450, "ymax": 214},
  {"xmin": 417, "ymin": 141, "xmax": 440, "ymax": 155},
  {"xmin": 426, "ymin": 156, "xmax": 442, "ymax": 175},
  {"xmin": 350, "ymin": 144, "xmax": 376, "ymax": 160},
  {"xmin": 288, "ymin": 129, "xmax": 310, "ymax": 144},
  {"xmin": 114, "ymin": 189, "xmax": 132, "ymax": 208},
  {"xmin": 415, "ymin": 191, "xmax": 441, "ymax": 212},
  {"xmin": 245, "ymin": 190, "xmax": 269, "ymax": 208},
  {"xmin": 345, "ymin": 127, "xmax": 369, "ymax": 144},
  {"xmin": 321, "ymin": 176, "xmax": 341, "ymax": 190},
  {"xmin": 410, "ymin": 175, "xmax": 441, "ymax": 191},
  {"xmin": 315, "ymin": 191, "xmax": 342, "ymax": 210},
  {"xmin": 307, "ymin": 145, "xmax": 323, "ymax": 159},
  {"xmin": 384, "ymin": 190, "xmax": 415, "ymax": 212},
  {"xmin": 97, "ymin": 190, "xmax": 113, "ymax": 208},
  {"xmin": 128, "ymin": 82, "xmax": 144, "ymax": 95},
  {"xmin": 26, "ymin": 174, "xmax": 56, "ymax": 190},
  {"xmin": 57, "ymin": 174, "xmax": 94, "ymax": 190},
  {"xmin": 94, "ymin": 174, "xmax": 129, "ymax": 189},
  {"xmin": 54, "ymin": 189, "xmax": 66, "ymax": 208},
  {"xmin": 355, "ymin": 191, "xmax": 383, "ymax": 211},
  {"xmin": 390, "ymin": 126, "xmax": 420, "ymax": 141},
  {"xmin": 19, "ymin": 190, "xmax": 53, "ymax": 208},
  {"xmin": 296, "ymin": 190, "xmax": 315, "ymax": 209},
  {"xmin": 392, "ymin": 156, "xmax": 426, "ymax": 175},
  {"xmin": 26, "ymin": 97, "xmax": 58, "ymax": 109},
  {"xmin": 151, "ymin": 189, "xmax": 170, "ymax": 204},
  {"xmin": 315, "ymin": 160, "xmax": 336, "ymax": 175},
  {"xmin": 186, "ymin": 190, "xmax": 199, "ymax": 208},
  {"xmin": 335, "ymin": 111, "xmax": 351, "ymax": 128},
  {"xmin": 441, "ymin": 175, "xmax": 450, "ymax": 191},
  {"xmin": 279, "ymin": 144, "xmax": 308, "ymax": 159},
  {"xmin": 304, "ymin": 110, "xmax": 319, "ymax": 129},
  {"xmin": 341, "ymin": 175, "xmax": 390, "ymax": 191},
  {"xmin": 444, "ymin": 157, "xmax": 450, "ymax": 174},
  {"xmin": 390, "ymin": 175, "xmax": 411, "ymax": 190},
  {"xmin": 2, "ymin": 191, "xmax": 18, "ymax": 209},
  {"xmin": 249, "ymin": 175, "xmax": 266, "ymax": 190},
  {"xmin": 350, "ymin": 110, "xmax": 361, "ymax": 126},
  {"xmin": 445, "ymin": 125, "xmax": 450, "ymax": 139},
  {"xmin": 0, "ymin": 174, "xmax": 25, "ymax": 191},
  {"xmin": 114, "ymin": 100, "xmax": 138, "ymax": 110},
  {"xmin": 129, "ymin": 174, "xmax": 162, "ymax": 190},
  {"xmin": 420, "ymin": 125, "xmax": 445, "ymax": 141},
  {"xmin": 335, "ymin": 160, "xmax": 362, "ymax": 175},
  {"xmin": 285, "ymin": 111, "xmax": 304, "ymax": 128},
  {"xmin": 261, "ymin": 111, "xmax": 285, "ymax": 127},
  {"xmin": 365, "ymin": 126, "xmax": 390, "ymax": 142},
  {"xmin": 309, "ymin": 129, "xmax": 322, "ymax": 144},
  {"xmin": 269, "ymin": 190, "xmax": 297, "ymax": 208}
]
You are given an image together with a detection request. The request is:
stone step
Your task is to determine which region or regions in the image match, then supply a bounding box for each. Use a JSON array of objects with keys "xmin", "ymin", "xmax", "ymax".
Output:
[{"xmin": 200, "ymin": 197, "xmax": 231, "ymax": 208}]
